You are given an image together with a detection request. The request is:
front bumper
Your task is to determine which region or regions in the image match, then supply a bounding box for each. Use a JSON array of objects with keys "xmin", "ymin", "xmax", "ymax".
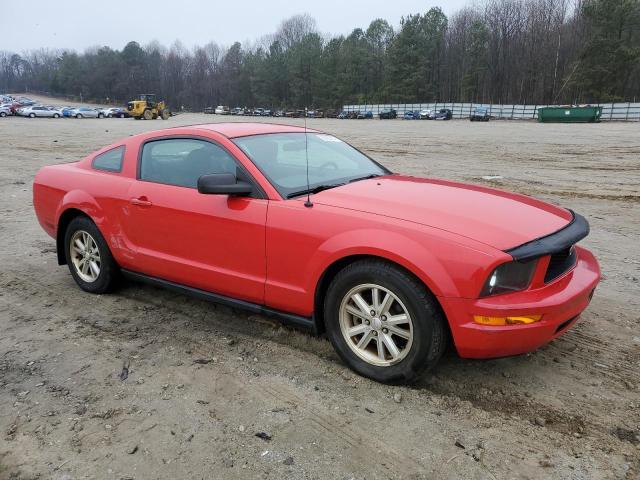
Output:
[{"xmin": 439, "ymin": 246, "xmax": 600, "ymax": 359}]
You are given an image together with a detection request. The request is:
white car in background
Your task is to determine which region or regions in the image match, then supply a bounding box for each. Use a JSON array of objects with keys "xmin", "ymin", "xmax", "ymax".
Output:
[
  {"xmin": 214, "ymin": 105, "xmax": 230, "ymax": 115},
  {"xmin": 0, "ymin": 104, "xmax": 12, "ymax": 117},
  {"xmin": 70, "ymin": 107, "xmax": 104, "ymax": 119},
  {"xmin": 17, "ymin": 105, "xmax": 62, "ymax": 118}
]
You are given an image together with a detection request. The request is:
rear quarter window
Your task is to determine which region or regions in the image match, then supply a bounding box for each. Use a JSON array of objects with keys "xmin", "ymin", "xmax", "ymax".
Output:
[{"xmin": 92, "ymin": 146, "xmax": 125, "ymax": 172}]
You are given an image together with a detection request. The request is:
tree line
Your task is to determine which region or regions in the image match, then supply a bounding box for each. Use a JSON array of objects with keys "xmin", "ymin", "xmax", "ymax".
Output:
[{"xmin": 1, "ymin": 0, "xmax": 638, "ymax": 110}]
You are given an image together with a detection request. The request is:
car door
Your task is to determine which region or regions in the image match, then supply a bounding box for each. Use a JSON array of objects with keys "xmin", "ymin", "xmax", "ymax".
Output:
[{"xmin": 123, "ymin": 136, "xmax": 268, "ymax": 304}]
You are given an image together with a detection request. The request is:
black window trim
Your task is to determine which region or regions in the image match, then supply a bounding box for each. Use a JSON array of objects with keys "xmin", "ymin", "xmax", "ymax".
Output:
[
  {"xmin": 136, "ymin": 134, "xmax": 267, "ymax": 199},
  {"xmin": 92, "ymin": 145, "xmax": 125, "ymax": 173},
  {"xmin": 231, "ymin": 132, "xmax": 392, "ymax": 200}
]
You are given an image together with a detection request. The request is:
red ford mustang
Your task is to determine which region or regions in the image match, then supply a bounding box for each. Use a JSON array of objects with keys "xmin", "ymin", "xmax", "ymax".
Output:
[{"xmin": 33, "ymin": 123, "xmax": 600, "ymax": 383}]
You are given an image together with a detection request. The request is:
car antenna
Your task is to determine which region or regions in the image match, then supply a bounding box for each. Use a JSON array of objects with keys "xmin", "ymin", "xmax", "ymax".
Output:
[{"xmin": 303, "ymin": 106, "xmax": 313, "ymax": 208}]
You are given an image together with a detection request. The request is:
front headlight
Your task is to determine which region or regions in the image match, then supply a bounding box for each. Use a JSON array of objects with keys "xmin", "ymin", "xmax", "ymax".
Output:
[{"xmin": 480, "ymin": 260, "xmax": 537, "ymax": 297}]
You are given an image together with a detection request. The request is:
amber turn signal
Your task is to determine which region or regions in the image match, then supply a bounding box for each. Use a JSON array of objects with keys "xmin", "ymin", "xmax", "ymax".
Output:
[{"xmin": 473, "ymin": 314, "xmax": 542, "ymax": 326}]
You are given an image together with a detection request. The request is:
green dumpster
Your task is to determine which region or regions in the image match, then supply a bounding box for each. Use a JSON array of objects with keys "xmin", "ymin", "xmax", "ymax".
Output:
[{"xmin": 537, "ymin": 106, "xmax": 602, "ymax": 123}]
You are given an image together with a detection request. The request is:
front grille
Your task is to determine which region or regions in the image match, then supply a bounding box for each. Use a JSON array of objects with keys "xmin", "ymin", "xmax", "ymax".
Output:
[{"xmin": 545, "ymin": 246, "xmax": 577, "ymax": 283}]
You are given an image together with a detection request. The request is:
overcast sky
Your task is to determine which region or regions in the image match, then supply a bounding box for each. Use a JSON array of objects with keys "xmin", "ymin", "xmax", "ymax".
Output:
[{"xmin": 5, "ymin": 0, "xmax": 469, "ymax": 53}]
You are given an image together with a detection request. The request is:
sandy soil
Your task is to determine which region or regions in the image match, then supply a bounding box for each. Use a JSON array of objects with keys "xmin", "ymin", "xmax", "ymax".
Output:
[{"xmin": 1, "ymin": 98, "xmax": 639, "ymax": 479}]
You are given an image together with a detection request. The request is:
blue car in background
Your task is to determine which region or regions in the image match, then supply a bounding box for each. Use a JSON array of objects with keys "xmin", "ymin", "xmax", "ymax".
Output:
[
  {"xmin": 403, "ymin": 110, "xmax": 420, "ymax": 120},
  {"xmin": 61, "ymin": 107, "xmax": 76, "ymax": 118}
]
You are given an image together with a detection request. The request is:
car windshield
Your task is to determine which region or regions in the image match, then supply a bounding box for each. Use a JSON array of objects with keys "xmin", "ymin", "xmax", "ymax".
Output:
[{"xmin": 233, "ymin": 133, "xmax": 388, "ymax": 198}]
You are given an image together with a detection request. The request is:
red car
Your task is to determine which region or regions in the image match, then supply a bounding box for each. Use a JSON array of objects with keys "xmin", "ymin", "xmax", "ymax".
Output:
[{"xmin": 33, "ymin": 123, "xmax": 600, "ymax": 383}]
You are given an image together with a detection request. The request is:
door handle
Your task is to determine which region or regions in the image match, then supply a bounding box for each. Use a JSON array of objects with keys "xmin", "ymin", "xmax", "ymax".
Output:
[{"xmin": 130, "ymin": 197, "xmax": 152, "ymax": 207}]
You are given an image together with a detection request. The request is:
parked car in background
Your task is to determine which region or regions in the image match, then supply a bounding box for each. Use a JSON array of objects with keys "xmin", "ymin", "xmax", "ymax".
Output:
[
  {"xmin": 262, "ymin": 109, "xmax": 272, "ymax": 116},
  {"xmin": 470, "ymin": 107, "xmax": 490, "ymax": 121},
  {"xmin": 427, "ymin": 108, "xmax": 453, "ymax": 120},
  {"xmin": 379, "ymin": 109, "xmax": 397, "ymax": 119},
  {"xmin": 231, "ymin": 107, "xmax": 244, "ymax": 115},
  {"xmin": 0, "ymin": 105, "xmax": 12, "ymax": 117},
  {"xmin": 253, "ymin": 108, "xmax": 265, "ymax": 116},
  {"xmin": 17, "ymin": 105, "xmax": 62, "ymax": 118},
  {"xmin": 101, "ymin": 107, "xmax": 128, "ymax": 118},
  {"xmin": 273, "ymin": 110, "xmax": 284, "ymax": 117},
  {"xmin": 33, "ymin": 122, "xmax": 600, "ymax": 383},
  {"xmin": 214, "ymin": 106, "xmax": 230, "ymax": 115},
  {"xmin": 357, "ymin": 111, "xmax": 373, "ymax": 119},
  {"xmin": 419, "ymin": 109, "xmax": 431, "ymax": 119},
  {"xmin": 70, "ymin": 107, "xmax": 104, "ymax": 119},
  {"xmin": 337, "ymin": 111, "xmax": 349, "ymax": 119},
  {"xmin": 325, "ymin": 109, "xmax": 338, "ymax": 118},
  {"xmin": 61, "ymin": 107, "xmax": 77, "ymax": 118},
  {"xmin": 204, "ymin": 106, "xmax": 215, "ymax": 114},
  {"xmin": 307, "ymin": 109, "xmax": 323, "ymax": 118},
  {"xmin": 403, "ymin": 110, "xmax": 420, "ymax": 120}
]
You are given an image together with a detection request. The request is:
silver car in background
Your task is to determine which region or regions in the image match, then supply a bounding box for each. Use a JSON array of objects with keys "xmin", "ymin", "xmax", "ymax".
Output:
[
  {"xmin": 17, "ymin": 105, "xmax": 62, "ymax": 118},
  {"xmin": 0, "ymin": 104, "xmax": 12, "ymax": 117},
  {"xmin": 70, "ymin": 107, "xmax": 104, "ymax": 118}
]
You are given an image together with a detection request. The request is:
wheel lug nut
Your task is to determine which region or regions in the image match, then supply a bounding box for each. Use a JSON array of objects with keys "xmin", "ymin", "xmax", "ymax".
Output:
[
  {"xmin": 381, "ymin": 315, "xmax": 387, "ymax": 321},
  {"xmin": 364, "ymin": 319, "xmax": 370, "ymax": 325},
  {"xmin": 372, "ymin": 331, "xmax": 378, "ymax": 336},
  {"xmin": 382, "ymin": 328, "xmax": 388, "ymax": 334},
  {"xmin": 370, "ymin": 310, "xmax": 375, "ymax": 316}
]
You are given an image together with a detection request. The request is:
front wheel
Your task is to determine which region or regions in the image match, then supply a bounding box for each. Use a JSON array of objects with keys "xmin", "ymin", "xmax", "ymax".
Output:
[
  {"xmin": 53, "ymin": 113, "xmax": 60, "ymax": 118},
  {"xmin": 98, "ymin": 113, "xmax": 104, "ymax": 118},
  {"xmin": 143, "ymin": 109, "xmax": 153, "ymax": 120},
  {"xmin": 64, "ymin": 216, "xmax": 120, "ymax": 294},
  {"xmin": 76, "ymin": 114, "xmax": 83, "ymax": 118},
  {"xmin": 324, "ymin": 259, "xmax": 446, "ymax": 383},
  {"xmin": 29, "ymin": 113, "xmax": 36, "ymax": 118},
  {"xmin": 0, "ymin": 112, "xmax": 6, "ymax": 117}
]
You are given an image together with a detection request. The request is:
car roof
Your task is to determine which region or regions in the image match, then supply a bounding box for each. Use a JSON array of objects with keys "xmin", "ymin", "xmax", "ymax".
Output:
[{"xmin": 187, "ymin": 122, "xmax": 320, "ymax": 138}]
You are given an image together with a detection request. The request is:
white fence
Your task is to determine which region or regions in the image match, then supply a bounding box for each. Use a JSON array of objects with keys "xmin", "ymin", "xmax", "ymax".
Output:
[{"xmin": 342, "ymin": 102, "xmax": 640, "ymax": 121}]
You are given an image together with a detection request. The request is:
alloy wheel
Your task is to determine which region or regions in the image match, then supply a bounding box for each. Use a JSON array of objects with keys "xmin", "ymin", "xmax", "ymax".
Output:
[
  {"xmin": 339, "ymin": 283, "xmax": 413, "ymax": 366},
  {"xmin": 69, "ymin": 230, "xmax": 101, "ymax": 283}
]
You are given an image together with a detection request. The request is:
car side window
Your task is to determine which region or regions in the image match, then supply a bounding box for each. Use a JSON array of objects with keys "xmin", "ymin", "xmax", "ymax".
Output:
[
  {"xmin": 140, "ymin": 138, "xmax": 238, "ymax": 188},
  {"xmin": 92, "ymin": 146, "xmax": 125, "ymax": 172}
]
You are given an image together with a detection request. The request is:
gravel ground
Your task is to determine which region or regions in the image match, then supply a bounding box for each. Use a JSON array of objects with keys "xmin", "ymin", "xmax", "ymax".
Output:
[{"xmin": 1, "ymin": 97, "xmax": 639, "ymax": 479}]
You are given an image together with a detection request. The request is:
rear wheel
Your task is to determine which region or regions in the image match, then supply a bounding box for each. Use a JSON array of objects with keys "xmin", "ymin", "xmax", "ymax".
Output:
[
  {"xmin": 324, "ymin": 259, "xmax": 446, "ymax": 383},
  {"xmin": 98, "ymin": 113, "xmax": 104, "ymax": 118},
  {"xmin": 76, "ymin": 114, "xmax": 83, "ymax": 118},
  {"xmin": 53, "ymin": 113, "xmax": 60, "ymax": 118},
  {"xmin": 29, "ymin": 113, "xmax": 36, "ymax": 118},
  {"xmin": 0, "ymin": 112, "xmax": 6, "ymax": 117},
  {"xmin": 161, "ymin": 109, "xmax": 170, "ymax": 120},
  {"xmin": 64, "ymin": 216, "xmax": 119, "ymax": 294}
]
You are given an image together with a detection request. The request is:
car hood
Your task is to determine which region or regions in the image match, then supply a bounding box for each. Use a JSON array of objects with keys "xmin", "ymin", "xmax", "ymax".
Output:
[{"xmin": 311, "ymin": 175, "xmax": 573, "ymax": 251}]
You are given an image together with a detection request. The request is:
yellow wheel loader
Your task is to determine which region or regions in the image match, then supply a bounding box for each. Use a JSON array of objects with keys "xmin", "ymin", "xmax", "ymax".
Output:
[{"xmin": 126, "ymin": 94, "xmax": 170, "ymax": 120}]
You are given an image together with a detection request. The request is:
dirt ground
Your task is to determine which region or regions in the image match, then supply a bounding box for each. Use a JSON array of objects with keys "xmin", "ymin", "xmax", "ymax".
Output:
[{"xmin": 1, "ymin": 96, "xmax": 639, "ymax": 479}]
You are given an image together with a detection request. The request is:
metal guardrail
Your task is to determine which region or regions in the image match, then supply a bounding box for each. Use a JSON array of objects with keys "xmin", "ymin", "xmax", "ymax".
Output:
[{"xmin": 342, "ymin": 102, "xmax": 640, "ymax": 121}]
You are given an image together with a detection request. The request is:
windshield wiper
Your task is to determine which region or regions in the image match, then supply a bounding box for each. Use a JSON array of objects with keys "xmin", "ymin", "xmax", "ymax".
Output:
[
  {"xmin": 286, "ymin": 183, "xmax": 346, "ymax": 199},
  {"xmin": 348, "ymin": 173, "xmax": 382, "ymax": 183}
]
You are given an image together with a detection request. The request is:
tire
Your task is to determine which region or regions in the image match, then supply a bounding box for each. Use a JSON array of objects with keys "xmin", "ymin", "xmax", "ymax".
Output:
[
  {"xmin": 324, "ymin": 259, "xmax": 446, "ymax": 383},
  {"xmin": 161, "ymin": 109, "xmax": 170, "ymax": 120},
  {"xmin": 29, "ymin": 113, "xmax": 36, "ymax": 118},
  {"xmin": 0, "ymin": 112, "xmax": 6, "ymax": 117},
  {"xmin": 107, "ymin": 114, "xmax": 113, "ymax": 118},
  {"xmin": 98, "ymin": 113, "xmax": 104, "ymax": 118},
  {"xmin": 64, "ymin": 216, "xmax": 119, "ymax": 294},
  {"xmin": 53, "ymin": 113, "xmax": 60, "ymax": 118},
  {"xmin": 143, "ymin": 109, "xmax": 153, "ymax": 120},
  {"xmin": 76, "ymin": 114, "xmax": 83, "ymax": 118}
]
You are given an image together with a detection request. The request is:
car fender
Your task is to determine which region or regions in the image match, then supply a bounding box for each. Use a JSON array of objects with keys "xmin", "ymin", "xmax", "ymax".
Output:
[
  {"xmin": 306, "ymin": 228, "xmax": 459, "ymax": 299},
  {"xmin": 55, "ymin": 189, "xmax": 106, "ymax": 231}
]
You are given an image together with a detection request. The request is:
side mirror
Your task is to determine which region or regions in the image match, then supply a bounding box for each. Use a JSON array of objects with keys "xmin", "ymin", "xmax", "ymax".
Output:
[{"xmin": 197, "ymin": 173, "xmax": 253, "ymax": 196}]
